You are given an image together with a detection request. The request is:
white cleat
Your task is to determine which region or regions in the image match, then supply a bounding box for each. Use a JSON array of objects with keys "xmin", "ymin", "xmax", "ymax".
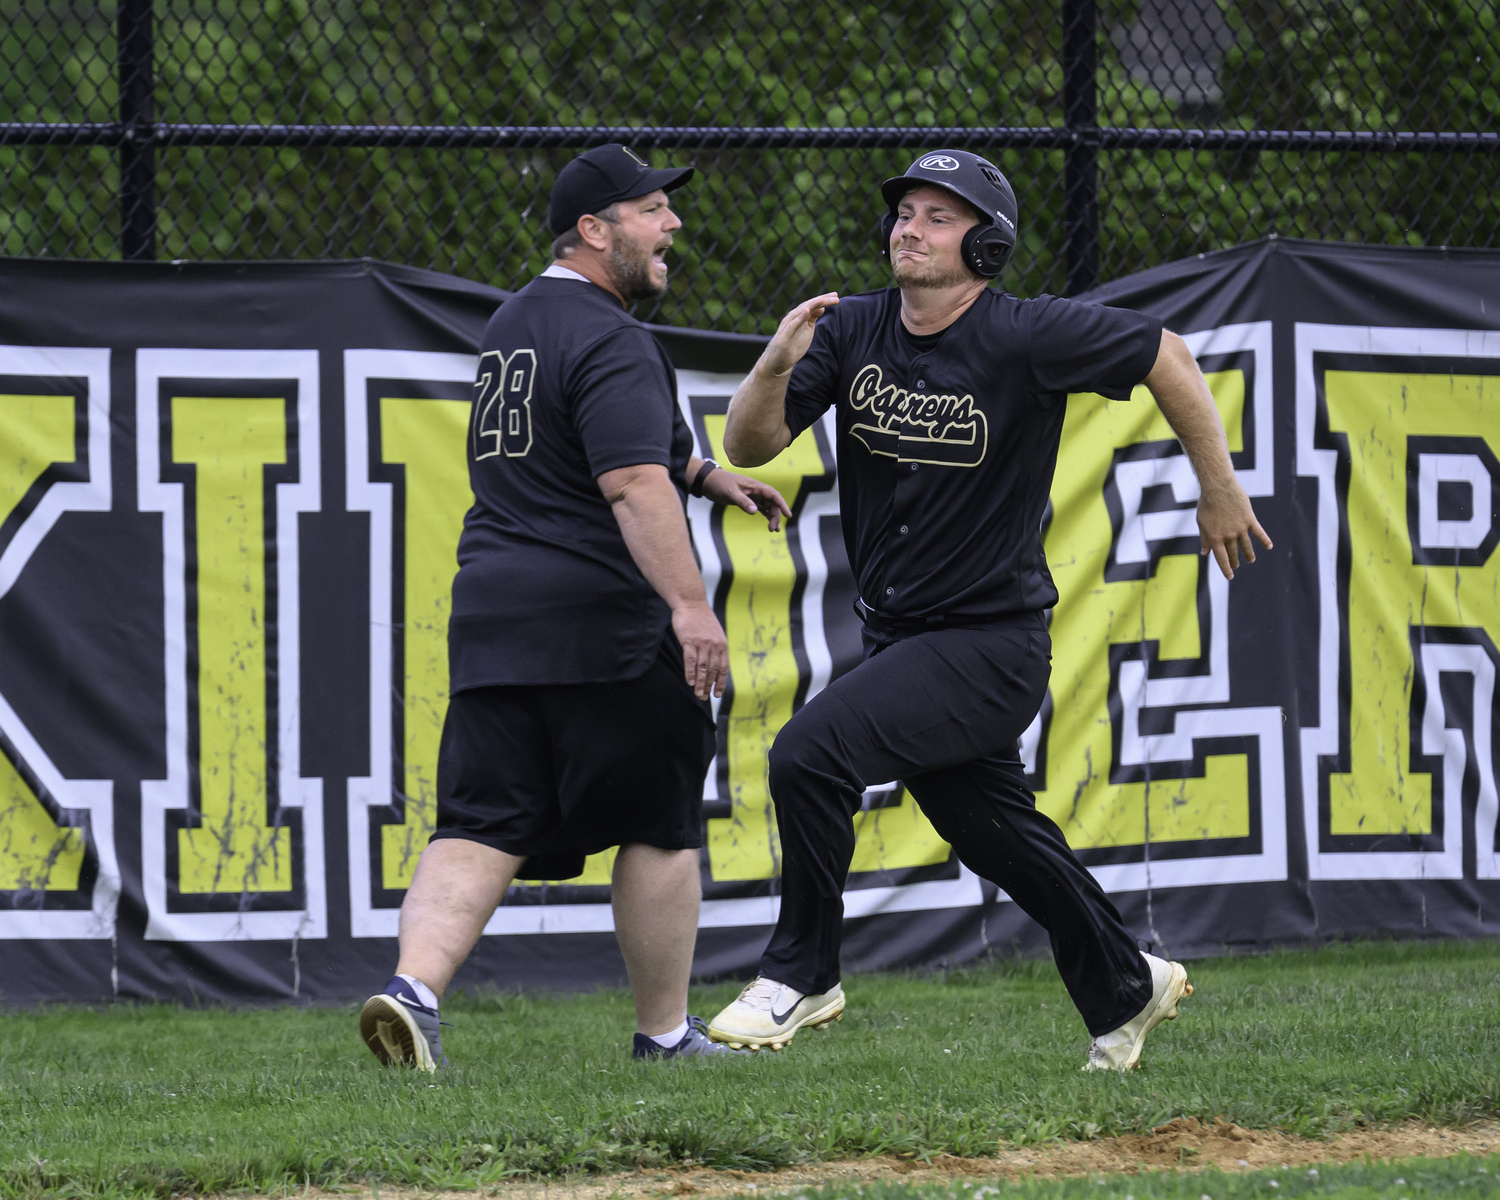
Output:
[
  {"xmin": 706, "ymin": 976, "xmax": 845, "ymax": 1051},
  {"xmin": 1082, "ymin": 952, "xmax": 1192, "ymax": 1072}
]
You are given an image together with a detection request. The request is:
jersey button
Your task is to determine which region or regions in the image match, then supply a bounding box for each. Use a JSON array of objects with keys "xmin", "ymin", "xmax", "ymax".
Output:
[
  {"xmin": 910, "ymin": 463, "xmax": 919, "ymax": 472},
  {"xmin": 899, "ymin": 525, "xmax": 909, "ymax": 534},
  {"xmin": 916, "ymin": 379, "xmax": 926, "ymax": 388},
  {"xmin": 885, "ymin": 587, "xmax": 895, "ymax": 596}
]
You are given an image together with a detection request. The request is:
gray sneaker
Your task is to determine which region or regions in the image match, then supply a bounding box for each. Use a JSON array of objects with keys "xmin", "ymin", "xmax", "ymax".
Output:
[
  {"xmin": 361, "ymin": 977, "xmax": 446, "ymax": 1072},
  {"xmin": 632, "ymin": 1014, "xmax": 749, "ymax": 1059}
]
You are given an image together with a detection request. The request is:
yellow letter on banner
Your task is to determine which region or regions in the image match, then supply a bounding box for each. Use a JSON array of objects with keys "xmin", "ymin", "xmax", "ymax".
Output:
[
  {"xmin": 377, "ymin": 398, "xmax": 472, "ymax": 890},
  {"xmin": 1323, "ymin": 371, "xmax": 1499, "ymax": 837},
  {"xmin": 172, "ymin": 397, "xmax": 292, "ymax": 893},
  {"xmin": 1036, "ymin": 371, "xmax": 1252, "ymax": 849},
  {"xmin": 0, "ymin": 394, "xmax": 86, "ymax": 891},
  {"xmin": 699, "ymin": 415, "xmax": 825, "ymax": 881}
]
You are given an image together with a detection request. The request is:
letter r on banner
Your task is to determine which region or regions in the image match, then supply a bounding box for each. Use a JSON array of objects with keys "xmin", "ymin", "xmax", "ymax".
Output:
[{"xmin": 1298, "ymin": 325, "xmax": 1500, "ymax": 881}]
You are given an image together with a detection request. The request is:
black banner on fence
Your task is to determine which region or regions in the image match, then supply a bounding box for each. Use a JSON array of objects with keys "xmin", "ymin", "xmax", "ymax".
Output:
[{"xmin": 1, "ymin": 240, "xmax": 1497, "ymax": 1005}]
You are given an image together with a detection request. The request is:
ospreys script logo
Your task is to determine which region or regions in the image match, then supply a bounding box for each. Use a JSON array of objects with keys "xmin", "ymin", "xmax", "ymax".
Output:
[{"xmin": 848, "ymin": 364, "xmax": 988, "ymax": 467}]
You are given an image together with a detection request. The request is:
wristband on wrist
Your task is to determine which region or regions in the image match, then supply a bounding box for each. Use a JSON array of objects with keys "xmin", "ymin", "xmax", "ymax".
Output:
[{"xmin": 690, "ymin": 458, "xmax": 719, "ymax": 498}]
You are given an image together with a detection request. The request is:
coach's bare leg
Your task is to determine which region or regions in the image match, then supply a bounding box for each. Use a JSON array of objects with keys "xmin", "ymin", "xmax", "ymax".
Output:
[
  {"xmin": 612, "ymin": 844, "xmax": 701, "ymax": 1036},
  {"xmin": 396, "ymin": 838, "xmax": 524, "ymax": 997}
]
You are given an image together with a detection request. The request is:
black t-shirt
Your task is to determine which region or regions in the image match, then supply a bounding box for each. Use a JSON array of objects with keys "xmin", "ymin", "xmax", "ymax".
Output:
[
  {"xmin": 783, "ymin": 287, "xmax": 1162, "ymax": 622},
  {"xmin": 449, "ymin": 275, "xmax": 693, "ymax": 690}
]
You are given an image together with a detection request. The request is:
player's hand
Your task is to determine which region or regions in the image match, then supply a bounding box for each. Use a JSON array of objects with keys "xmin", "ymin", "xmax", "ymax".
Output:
[
  {"xmin": 763, "ymin": 292, "xmax": 840, "ymax": 377},
  {"xmin": 672, "ymin": 600, "xmax": 729, "ymax": 700},
  {"xmin": 701, "ymin": 469, "xmax": 793, "ymax": 532},
  {"xmin": 1197, "ymin": 475, "xmax": 1273, "ymax": 580}
]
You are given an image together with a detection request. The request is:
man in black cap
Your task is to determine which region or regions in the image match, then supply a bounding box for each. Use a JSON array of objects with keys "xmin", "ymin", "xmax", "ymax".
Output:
[
  {"xmin": 708, "ymin": 150, "xmax": 1271, "ymax": 1070},
  {"xmin": 360, "ymin": 144, "xmax": 791, "ymax": 1068}
]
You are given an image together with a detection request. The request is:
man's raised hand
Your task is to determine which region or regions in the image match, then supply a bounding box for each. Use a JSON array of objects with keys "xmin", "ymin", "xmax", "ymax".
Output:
[
  {"xmin": 764, "ymin": 293, "xmax": 840, "ymax": 377},
  {"xmin": 725, "ymin": 293, "xmax": 839, "ymax": 468}
]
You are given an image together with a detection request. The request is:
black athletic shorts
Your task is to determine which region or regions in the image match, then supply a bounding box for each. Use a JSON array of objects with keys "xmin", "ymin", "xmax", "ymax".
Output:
[{"xmin": 431, "ymin": 635, "xmax": 714, "ymax": 880}]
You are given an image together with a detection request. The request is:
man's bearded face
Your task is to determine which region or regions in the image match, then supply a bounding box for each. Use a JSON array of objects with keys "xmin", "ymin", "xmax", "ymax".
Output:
[{"xmin": 608, "ymin": 224, "xmax": 670, "ymax": 303}]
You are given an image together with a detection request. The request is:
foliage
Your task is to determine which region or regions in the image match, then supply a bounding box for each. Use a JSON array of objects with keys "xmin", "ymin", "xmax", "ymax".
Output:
[{"xmin": 0, "ymin": 0, "xmax": 1496, "ymax": 331}]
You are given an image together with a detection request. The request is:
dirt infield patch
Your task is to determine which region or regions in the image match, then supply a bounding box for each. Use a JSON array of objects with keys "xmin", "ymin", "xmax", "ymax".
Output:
[{"xmin": 328, "ymin": 1121, "xmax": 1498, "ymax": 1200}]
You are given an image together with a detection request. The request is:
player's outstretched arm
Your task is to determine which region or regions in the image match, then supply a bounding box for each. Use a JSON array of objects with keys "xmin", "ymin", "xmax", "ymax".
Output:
[
  {"xmin": 724, "ymin": 292, "xmax": 839, "ymax": 467},
  {"xmin": 599, "ymin": 462, "xmax": 729, "ymax": 700},
  {"xmin": 684, "ymin": 456, "xmax": 793, "ymax": 532},
  {"xmin": 1145, "ymin": 329, "xmax": 1273, "ymax": 580}
]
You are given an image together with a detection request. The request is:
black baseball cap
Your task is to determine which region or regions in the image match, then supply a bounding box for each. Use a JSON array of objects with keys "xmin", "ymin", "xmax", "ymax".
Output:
[{"xmin": 548, "ymin": 144, "xmax": 694, "ymax": 236}]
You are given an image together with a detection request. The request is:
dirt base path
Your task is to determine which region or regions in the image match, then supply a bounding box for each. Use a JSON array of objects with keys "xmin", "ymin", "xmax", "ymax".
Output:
[{"xmin": 338, "ymin": 1120, "xmax": 1498, "ymax": 1200}]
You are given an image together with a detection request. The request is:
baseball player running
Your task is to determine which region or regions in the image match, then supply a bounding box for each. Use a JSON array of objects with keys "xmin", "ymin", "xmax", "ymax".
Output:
[
  {"xmin": 707, "ymin": 150, "xmax": 1271, "ymax": 1070},
  {"xmin": 361, "ymin": 145, "xmax": 788, "ymax": 1068}
]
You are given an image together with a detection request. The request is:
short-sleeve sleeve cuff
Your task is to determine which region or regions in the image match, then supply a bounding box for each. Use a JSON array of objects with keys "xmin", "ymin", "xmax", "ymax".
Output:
[{"xmin": 1098, "ymin": 312, "xmax": 1164, "ymax": 400}]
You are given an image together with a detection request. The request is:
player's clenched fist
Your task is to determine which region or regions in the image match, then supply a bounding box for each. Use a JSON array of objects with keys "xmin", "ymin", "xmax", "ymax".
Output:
[{"xmin": 764, "ymin": 292, "xmax": 840, "ymax": 376}]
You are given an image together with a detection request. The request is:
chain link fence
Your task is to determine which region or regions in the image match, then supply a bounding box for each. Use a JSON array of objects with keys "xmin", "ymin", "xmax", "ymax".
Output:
[{"xmin": 3, "ymin": 0, "xmax": 1498, "ymax": 332}]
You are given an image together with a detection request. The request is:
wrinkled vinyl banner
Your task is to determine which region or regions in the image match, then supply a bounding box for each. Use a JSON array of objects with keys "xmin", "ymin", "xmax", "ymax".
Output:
[{"xmin": 1, "ymin": 239, "xmax": 1498, "ymax": 1004}]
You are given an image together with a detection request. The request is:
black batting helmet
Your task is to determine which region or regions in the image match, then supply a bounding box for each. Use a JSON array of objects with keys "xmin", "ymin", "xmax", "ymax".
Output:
[{"xmin": 879, "ymin": 150, "xmax": 1019, "ymax": 278}]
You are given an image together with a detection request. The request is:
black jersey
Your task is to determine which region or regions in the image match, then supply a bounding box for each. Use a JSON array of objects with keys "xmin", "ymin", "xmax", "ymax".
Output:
[
  {"xmin": 449, "ymin": 274, "xmax": 693, "ymax": 690},
  {"xmin": 783, "ymin": 287, "xmax": 1162, "ymax": 623}
]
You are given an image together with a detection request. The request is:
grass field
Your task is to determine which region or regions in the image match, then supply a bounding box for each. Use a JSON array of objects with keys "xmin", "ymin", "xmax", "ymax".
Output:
[
  {"xmin": 757, "ymin": 1157, "xmax": 1500, "ymax": 1198},
  {"xmin": 1, "ymin": 941, "xmax": 1498, "ymax": 1199}
]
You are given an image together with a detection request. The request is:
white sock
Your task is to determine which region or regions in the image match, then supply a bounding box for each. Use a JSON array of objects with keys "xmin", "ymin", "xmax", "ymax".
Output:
[
  {"xmin": 397, "ymin": 973, "xmax": 439, "ymax": 1010},
  {"xmin": 646, "ymin": 1018, "xmax": 690, "ymax": 1048}
]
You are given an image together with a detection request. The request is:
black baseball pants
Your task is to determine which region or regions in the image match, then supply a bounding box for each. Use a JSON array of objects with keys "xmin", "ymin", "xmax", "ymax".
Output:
[{"xmin": 758, "ymin": 612, "xmax": 1153, "ymax": 1037}]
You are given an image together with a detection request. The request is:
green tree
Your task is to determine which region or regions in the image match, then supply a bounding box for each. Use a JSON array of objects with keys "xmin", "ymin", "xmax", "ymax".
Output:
[{"xmin": 1, "ymin": 0, "xmax": 1495, "ymax": 330}]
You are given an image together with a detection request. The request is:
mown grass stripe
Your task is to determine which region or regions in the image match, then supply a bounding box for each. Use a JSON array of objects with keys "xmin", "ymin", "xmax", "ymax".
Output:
[{"xmin": 0, "ymin": 941, "xmax": 1497, "ymax": 1199}]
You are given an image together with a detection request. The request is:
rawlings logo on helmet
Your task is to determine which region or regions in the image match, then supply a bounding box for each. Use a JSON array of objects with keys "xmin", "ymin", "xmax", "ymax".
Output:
[{"xmin": 917, "ymin": 154, "xmax": 961, "ymax": 171}]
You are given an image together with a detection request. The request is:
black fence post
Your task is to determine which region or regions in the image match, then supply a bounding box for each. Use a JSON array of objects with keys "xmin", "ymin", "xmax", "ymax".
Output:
[
  {"xmin": 117, "ymin": 0, "xmax": 156, "ymax": 261},
  {"xmin": 1063, "ymin": 0, "xmax": 1100, "ymax": 295}
]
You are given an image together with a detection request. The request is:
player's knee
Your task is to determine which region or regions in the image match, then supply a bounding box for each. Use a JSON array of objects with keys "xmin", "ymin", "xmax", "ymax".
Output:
[
  {"xmin": 767, "ymin": 711, "xmax": 840, "ymax": 796},
  {"xmin": 766, "ymin": 730, "xmax": 803, "ymax": 796},
  {"xmin": 768, "ymin": 723, "xmax": 816, "ymax": 786}
]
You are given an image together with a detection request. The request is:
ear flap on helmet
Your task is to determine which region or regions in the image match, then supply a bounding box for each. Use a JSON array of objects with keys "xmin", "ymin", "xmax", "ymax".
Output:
[
  {"xmin": 960, "ymin": 223, "xmax": 1013, "ymax": 278},
  {"xmin": 880, "ymin": 211, "xmax": 897, "ymax": 261}
]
